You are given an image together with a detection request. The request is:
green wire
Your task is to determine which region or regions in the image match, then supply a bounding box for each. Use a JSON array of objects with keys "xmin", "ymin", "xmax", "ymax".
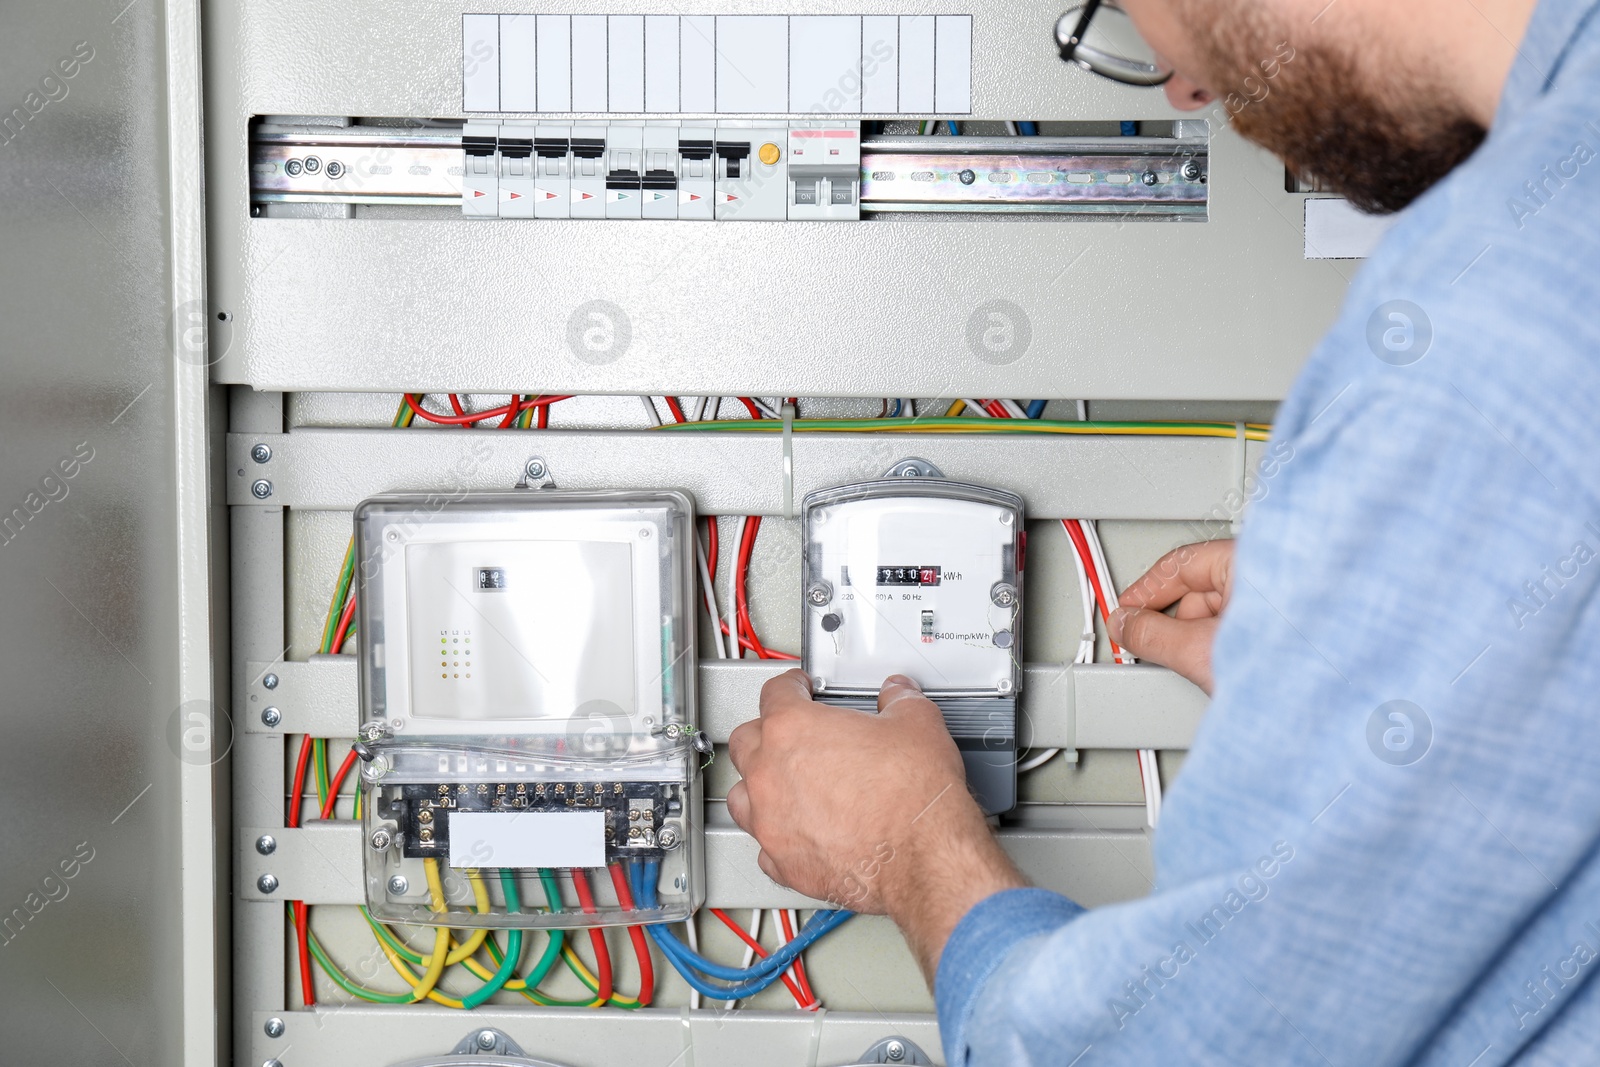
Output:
[
  {"xmin": 319, "ymin": 542, "xmax": 356, "ymax": 654},
  {"xmin": 313, "ymin": 738, "xmax": 329, "ymax": 808},
  {"xmin": 462, "ymin": 872, "xmax": 524, "ymax": 1009},
  {"xmin": 293, "ymin": 904, "xmax": 413, "ymax": 1003}
]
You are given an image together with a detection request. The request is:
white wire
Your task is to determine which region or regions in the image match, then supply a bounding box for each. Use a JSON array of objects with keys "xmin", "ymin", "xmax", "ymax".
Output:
[
  {"xmin": 1075, "ymin": 399, "xmax": 1089, "ymax": 421},
  {"xmin": 697, "ymin": 525, "xmax": 728, "ymax": 660},
  {"xmin": 1077, "ymin": 519, "xmax": 1161, "ymax": 826},
  {"xmin": 750, "ymin": 397, "xmax": 783, "ymax": 419},
  {"xmin": 1005, "ymin": 119, "xmax": 1020, "ymax": 135},
  {"xmin": 683, "ymin": 914, "xmax": 703, "ymax": 1009},
  {"xmin": 1021, "ymin": 520, "xmax": 1097, "ymax": 774},
  {"xmin": 902, "ymin": 398, "xmax": 916, "ymax": 417},
  {"xmin": 727, "ymin": 517, "xmax": 747, "ymax": 659},
  {"xmin": 998, "ymin": 398, "xmax": 1029, "ymax": 419},
  {"xmin": 708, "ymin": 396, "xmax": 722, "ymax": 421},
  {"xmin": 959, "ymin": 399, "xmax": 991, "ymax": 416},
  {"xmin": 729, "ymin": 909, "xmax": 763, "ymax": 1009},
  {"xmin": 784, "ymin": 908, "xmax": 816, "ymax": 1008},
  {"xmin": 688, "ymin": 396, "xmax": 708, "ymax": 422},
  {"xmin": 638, "ymin": 395, "xmax": 663, "ymax": 426}
]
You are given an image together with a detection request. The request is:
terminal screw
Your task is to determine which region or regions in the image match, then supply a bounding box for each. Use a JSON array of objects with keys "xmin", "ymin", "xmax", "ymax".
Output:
[
  {"xmin": 370, "ymin": 829, "xmax": 393, "ymax": 851},
  {"xmin": 658, "ymin": 825, "xmax": 682, "ymax": 850},
  {"xmin": 807, "ymin": 583, "xmax": 832, "ymax": 606}
]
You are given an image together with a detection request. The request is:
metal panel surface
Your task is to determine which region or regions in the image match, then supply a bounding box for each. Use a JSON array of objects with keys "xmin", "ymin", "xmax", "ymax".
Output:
[
  {"xmin": 227, "ymin": 427, "xmax": 1265, "ymax": 519},
  {"xmin": 0, "ymin": 0, "xmax": 217, "ymax": 1063},
  {"xmin": 240, "ymin": 655, "xmax": 1208, "ymax": 749},
  {"xmin": 203, "ymin": 0, "xmax": 1352, "ymax": 397}
]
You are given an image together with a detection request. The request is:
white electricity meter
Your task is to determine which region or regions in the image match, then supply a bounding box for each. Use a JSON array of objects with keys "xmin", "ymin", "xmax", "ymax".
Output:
[
  {"xmin": 801, "ymin": 471, "xmax": 1023, "ymax": 813},
  {"xmin": 353, "ymin": 490, "xmax": 702, "ymax": 928}
]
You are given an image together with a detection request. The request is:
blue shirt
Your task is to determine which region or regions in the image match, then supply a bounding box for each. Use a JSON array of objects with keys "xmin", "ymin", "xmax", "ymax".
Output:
[{"xmin": 936, "ymin": 2, "xmax": 1600, "ymax": 1063}]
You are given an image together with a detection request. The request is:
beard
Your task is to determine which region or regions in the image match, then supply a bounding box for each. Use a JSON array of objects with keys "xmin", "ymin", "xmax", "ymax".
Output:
[{"xmin": 1186, "ymin": 7, "xmax": 1486, "ymax": 214}]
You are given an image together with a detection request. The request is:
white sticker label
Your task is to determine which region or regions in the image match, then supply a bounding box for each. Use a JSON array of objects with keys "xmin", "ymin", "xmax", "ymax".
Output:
[
  {"xmin": 448, "ymin": 810, "xmax": 606, "ymax": 869},
  {"xmin": 464, "ymin": 12, "xmax": 974, "ymax": 115}
]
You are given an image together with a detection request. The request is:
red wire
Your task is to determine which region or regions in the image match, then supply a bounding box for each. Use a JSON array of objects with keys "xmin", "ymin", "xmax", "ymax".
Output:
[
  {"xmin": 448, "ymin": 393, "xmax": 467, "ymax": 417},
  {"xmin": 705, "ymin": 517, "xmax": 719, "ymax": 584},
  {"xmin": 1062, "ymin": 519, "xmax": 1126, "ymax": 662},
  {"xmin": 319, "ymin": 746, "xmax": 360, "ymax": 821},
  {"xmin": 499, "ymin": 395, "xmax": 525, "ymax": 429},
  {"xmin": 664, "ymin": 396, "xmax": 687, "ymax": 424},
  {"xmin": 735, "ymin": 517, "xmax": 769, "ymax": 658},
  {"xmin": 778, "ymin": 909, "xmax": 816, "ymax": 1006},
  {"xmin": 403, "ymin": 393, "xmax": 571, "ymax": 425},
  {"xmin": 330, "ymin": 593, "xmax": 358, "ymax": 654},
  {"xmin": 736, "ymin": 397, "xmax": 763, "ymax": 420},
  {"xmin": 607, "ymin": 864, "xmax": 655, "ymax": 1007},
  {"xmin": 537, "ymin": 402, "xmax": 549, "ymax": 429},
  {"xmin": 288, "ymin": 735, "xmax": 316, "ymax": 1005},
  {"xmin": 570, "ymin": 869, "xmax": 614, "ymax": 1005},
  {"xmin": 708, "ymin": 909, "xmax": 813, "ymax": 1008}
]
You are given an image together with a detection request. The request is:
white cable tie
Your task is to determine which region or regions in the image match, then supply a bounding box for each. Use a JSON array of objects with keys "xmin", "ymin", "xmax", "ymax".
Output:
[
  {"xmin": 804, "ymin": 1006, "xmax": 830, "ymax": 1067},
  {"xmin": 781, "ymin": 402, "xmax": 797, "ymax": 519},
  {"xmin": 679, "ymin": 1005, "xmax": 698, "ymax": 1067},
  {"xmin": 1232, "ymin": 421, "xmax": 1249, "ymax": 535}
]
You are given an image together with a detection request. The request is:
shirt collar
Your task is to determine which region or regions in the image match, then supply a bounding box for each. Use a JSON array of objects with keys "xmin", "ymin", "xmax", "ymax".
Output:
[{"xmin": 1498, "ymin": 0, "xmax": 1600, "ymax": 125}]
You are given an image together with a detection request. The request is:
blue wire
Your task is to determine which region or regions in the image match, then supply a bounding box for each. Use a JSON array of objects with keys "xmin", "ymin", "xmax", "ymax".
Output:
[
  {"xmin": 946, "ymin": 120, "xmax": 960, "ymax": 136},
  {"xmin": 1018, "ymin": 121, "xmax": 1039, "ymax": 136},
  {"xmin": 890, "ymin": 398, "xmax": 903, "ymax": 417},
  {"xmin": 1025, "ymin": 399, "xmax": 1047, "ymax": 419},
  {"xmin": 631, "ymin": 862, "xmax": 854, "ymax": 992},
  {"xmin": 1120, "ymin": 120, "xmax": 1138, "ymax": 136}
]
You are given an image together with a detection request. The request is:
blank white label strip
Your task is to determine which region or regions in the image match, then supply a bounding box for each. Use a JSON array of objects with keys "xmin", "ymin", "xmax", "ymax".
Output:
[
  {"xmin": 462, "ymin": 13, "xmax": 973, "ymax": 115},
  {"xmin": 447, "ymin": 810, "xmax": 607, "ymax": 869}
]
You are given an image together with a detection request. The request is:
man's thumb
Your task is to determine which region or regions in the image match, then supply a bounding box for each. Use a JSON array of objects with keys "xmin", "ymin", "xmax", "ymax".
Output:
[{"xmin": 1109, "ymin": 607, "xmax": 1216, "ymax": 693}]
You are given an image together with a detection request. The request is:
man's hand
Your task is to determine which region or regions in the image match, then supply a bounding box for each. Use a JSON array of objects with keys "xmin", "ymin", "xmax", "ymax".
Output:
[
  {"xmin": 1109, "ymin": 538, "xmax": 1234, "ymax": 694},
  {"xmin": 727, "ymin": 669, "xmax": 1026, "ymax": 982}
]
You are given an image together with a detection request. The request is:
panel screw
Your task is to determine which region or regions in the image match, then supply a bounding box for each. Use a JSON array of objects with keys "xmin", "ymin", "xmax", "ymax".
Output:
[
  {"xmin": 325, "ymin": 160, "xmax": 345, "ymax": 179},
  {"xmin": 250, "ymin": 443, "xmax": 272, "ymax": 464},
  {"xmin": 525, "ymin": 458, "xmax": 547, "ymax": 480},
  {"xmin": 1181, "ymin": 160, "xmax": 1202, "ymax": 182},
  {"xmin": 658, "ymin": 825, "xmax": 682, "ymax": 850},
  {"xmin": 1142, "ymin": 170, "xmax": 1159, "ymax": 185},
  {"xmin": 302, "ymin": 155, "xmax": 321, "ymax": 175},
  {"xmin": 388, "ymin": 875, "xmax": 409, "ymax": 895},
  {"xmin": 262, "ymin": 673, "xmax": 279, "ymax": 690},
  {"xmin": 264, "ymin": 1060, "xmax": 284, "ymax": 1067},
  {"xmin": 370, "ymin": 829, "xmax": 393, "ymax": 851},
  {"xmin": 476, "ymin": 1030, "xmax": 498, "ymax": 1050},
  {"xmin": 283, "ymin": 158, "xmax": 303, "ymax": 177},
  {"xmin": 263, "ymin": 1018, "xmax": 285, "ymax": 1039},
  {"xmin": 360, "ymin": 722, "xmax": 386, "ymax": 742},
  {"xmin": 958, "ymin": 168, "xmax": 976, "ymax": 185},
  {"xmin": 806, "ymin": 583, "xmax": 831, "ymax": 605},
  {"xmin": 257, "ymin": 873, "xmax": 279, "ymax": 894},
  {"xmin": 255, "ymin": 834, "xmax": 277, "ymax": 855},
  {"xmin": 885, "ymin": 1041, "xmax": 906, "ymax": 1062},
  {"xmin": 251, "ymin": 479, "xmax": 273, "ymax": 499},
  {"xmin": 991, "ymin": 584, "xmax": 1017, "ymax": 607},
  {"xmin": 260, "ymin": 706, "xmax": 281, "ymax": 727}
]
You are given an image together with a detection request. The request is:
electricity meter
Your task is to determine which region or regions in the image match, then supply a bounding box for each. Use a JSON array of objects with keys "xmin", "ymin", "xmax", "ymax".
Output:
[
  {"xmin": 353, "ymin": 490, "xmax": 703, "ymax": 928},
  {"xmin": 801, "ymin": 471, "xmax": 1023, "ymax": 814}
]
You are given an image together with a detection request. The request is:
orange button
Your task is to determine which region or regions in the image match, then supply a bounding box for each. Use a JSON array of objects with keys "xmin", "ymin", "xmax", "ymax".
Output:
[{"xmin": 758, "ymin": 141, "xmax": 781, "ymax": 165}]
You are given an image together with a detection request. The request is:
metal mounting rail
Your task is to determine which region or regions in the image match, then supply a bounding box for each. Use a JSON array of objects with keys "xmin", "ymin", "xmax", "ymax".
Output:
[{"xmin": 250, "ymin": 123, "xmax": 1207, "ymax": 215}]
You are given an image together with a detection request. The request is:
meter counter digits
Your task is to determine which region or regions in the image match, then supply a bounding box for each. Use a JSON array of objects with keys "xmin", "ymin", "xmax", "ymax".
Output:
[{"xmin": 801, "ymin": 475, "xmax": 1025, "ymax": 814}]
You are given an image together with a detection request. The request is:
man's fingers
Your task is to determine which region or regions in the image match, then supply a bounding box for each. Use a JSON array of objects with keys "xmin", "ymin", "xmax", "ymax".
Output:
[
  {"xmin": 726, "ymin": 779, "xmax": 753, "ymax": 832},
  {"xmin": 1109, "ymin": 607, "xmax": 1218, "ymax": 693},
  {"xmin": 756, "ymin": 848, "xmax": 785, "ymax": 886},
  {"xmin": 878, "ymin": 673, "xmax": 925, "ymax": 713},
  {"xmin": 727, "ymin": 719, "xmax": 761, "ymax": 772},
  {"xmin": 760, "ymin": 668, "xmax": 815, "ymax": 717},
  {"xmin": 1119, "ymin": 539, "xmax": 1235, "ymax": 612}
]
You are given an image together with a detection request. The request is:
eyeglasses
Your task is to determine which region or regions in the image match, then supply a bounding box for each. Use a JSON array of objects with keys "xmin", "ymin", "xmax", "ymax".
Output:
[{"xmin": 1055, "ymin": 1, "xmax": 1173, "ymax": 87}]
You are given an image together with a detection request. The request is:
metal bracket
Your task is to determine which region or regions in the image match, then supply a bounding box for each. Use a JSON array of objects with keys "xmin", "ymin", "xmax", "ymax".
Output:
[
  {"xmin": 842, "ymin": 1036, "xmax": 934, "ymax": 1065},
  {"xmin": 518, "ymin": 456, "xmax": 556, "ymax": 489},
  {"xmin": 386, "ymin": 1027, "xmax": 577, "ymax": 1067},
  {"xmin": 883, "ymin": 457, "xmax": 943, "ymax": 479}
]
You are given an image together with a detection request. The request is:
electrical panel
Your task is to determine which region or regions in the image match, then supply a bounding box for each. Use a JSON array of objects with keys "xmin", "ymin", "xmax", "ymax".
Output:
[
  {"xmin": 802, "ymin": 474, "xmax": 1024, "ymax": 814},
  {"xmin": 353, "ymin": 490, "xmax": 704, "ymax": 928}
]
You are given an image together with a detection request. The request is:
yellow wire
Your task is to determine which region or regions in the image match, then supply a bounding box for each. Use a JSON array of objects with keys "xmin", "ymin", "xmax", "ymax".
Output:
[
  {"xmin": 410, "ymin": 860, "xmax": 452, "ymax": 1002},
  {"xmin": 373, "ymin": 922, "xmax": 467, "ymax": 1008},
  {"xmin": 945, "ymin": 399, "xmax": 966, "ymax": 416}
]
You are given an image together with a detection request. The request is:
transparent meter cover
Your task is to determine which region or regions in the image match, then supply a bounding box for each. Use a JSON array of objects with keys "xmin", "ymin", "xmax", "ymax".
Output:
[
  {"xmin": 801, "ymin": 479, "xmax": 1024, "ymax": 700},
  {"xmin": 353, "ymin": 490, "xmax": 703, "ymax": 927}
]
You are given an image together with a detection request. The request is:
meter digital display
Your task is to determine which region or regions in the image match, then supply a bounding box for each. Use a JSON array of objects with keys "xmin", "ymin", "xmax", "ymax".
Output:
[{"xmin": 875, "ymin": 565, "xmax": 942, "ymax": 586}]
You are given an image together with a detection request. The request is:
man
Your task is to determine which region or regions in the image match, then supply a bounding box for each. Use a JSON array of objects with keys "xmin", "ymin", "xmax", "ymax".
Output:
[{"xmin": 728, "ymin": 0, "xmax": 1600, "ymax": 1062}]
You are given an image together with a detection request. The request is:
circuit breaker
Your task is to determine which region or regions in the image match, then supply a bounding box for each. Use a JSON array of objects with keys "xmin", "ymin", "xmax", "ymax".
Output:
[
  {"xmin": 801, "ymin": 472, "xmax": 1024, "ymax": 814},
  {"xmin": 353, "ymin": 490, "xmax": 704, "ymax": 928}
]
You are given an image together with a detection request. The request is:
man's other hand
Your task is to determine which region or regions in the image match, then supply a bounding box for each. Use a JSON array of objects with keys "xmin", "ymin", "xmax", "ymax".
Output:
[{"xmin": 1110, "ymin": 538, "xmax": 1235, "ymax": 694}]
